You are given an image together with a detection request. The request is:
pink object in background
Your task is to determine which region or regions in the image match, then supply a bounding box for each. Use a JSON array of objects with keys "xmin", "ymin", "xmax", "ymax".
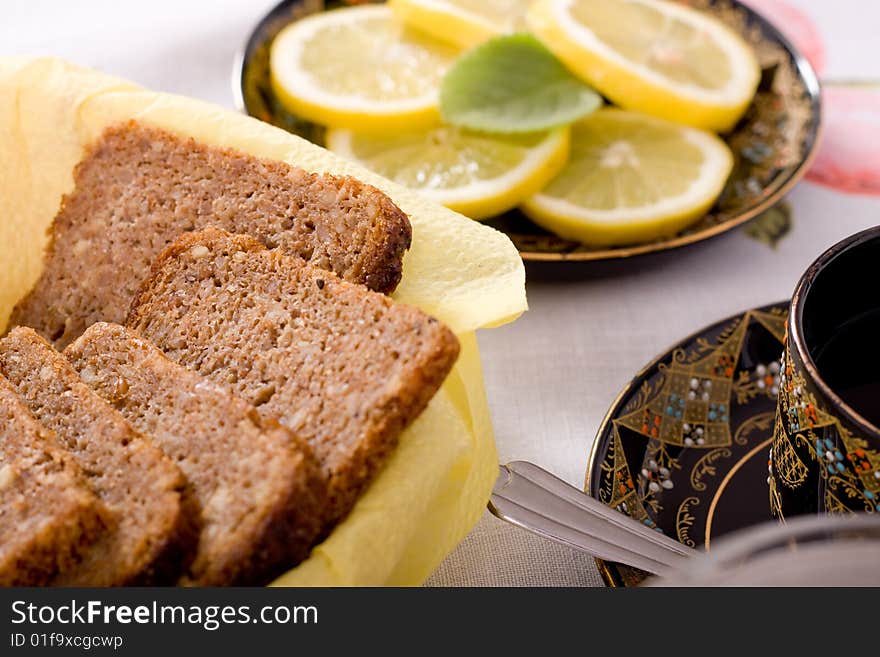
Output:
[
  {"xmin": 741, "ymin": 0, "xmax": 826, "ymax": 74},
  {"xmin": 741, "ymin": 2, "xmax": 880, "ymax": 196},
  {"xmin": 806, "ymin": 85, "xmax": 880, "ymax": 196}
]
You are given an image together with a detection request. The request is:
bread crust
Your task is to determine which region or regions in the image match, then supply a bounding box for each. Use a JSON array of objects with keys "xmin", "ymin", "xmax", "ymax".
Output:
[{"xmin": 10, "ymin": 120, "xmax": 411, "ymax": 348}]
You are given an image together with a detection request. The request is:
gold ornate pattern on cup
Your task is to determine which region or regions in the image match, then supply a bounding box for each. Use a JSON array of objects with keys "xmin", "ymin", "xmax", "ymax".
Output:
[{"xmin": 770, "ymin": 347, "xmax": 880, "ymax": 518}]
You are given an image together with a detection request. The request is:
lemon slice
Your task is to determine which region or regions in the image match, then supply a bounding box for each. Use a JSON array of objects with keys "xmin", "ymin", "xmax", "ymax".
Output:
[
  {"xmin": 389, "ymin": 0, "xmax": 532, "ymax": 49},
  {"xmin": 270, "ymin": 5, "xmax": 458, "ymax": 132},
  {"xmin": 527, "ymin": 0, "xmax": 761, "ymax": 132},
  {"xmin": 521, "ymin": 109, "xmax": 733, "ymax": 246},
  {"xmin": 327, "ymin": 126, "xmax": 570, "ymax": 220}
]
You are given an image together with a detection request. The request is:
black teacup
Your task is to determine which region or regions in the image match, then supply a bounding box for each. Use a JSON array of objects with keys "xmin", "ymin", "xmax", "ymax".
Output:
[{"xmin": 770, "ymin": 226, "xmax": 880, "ymax": 518}]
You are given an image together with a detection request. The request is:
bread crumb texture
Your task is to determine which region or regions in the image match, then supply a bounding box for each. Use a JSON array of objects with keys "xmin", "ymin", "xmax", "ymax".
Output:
[
  {"xmin": 0, "ymin": 374, "xmax": 108, "ymax": 586},
  {"xmin": 127, "ymin": 227, "xmax": 460, "ymax": 527},
  {"xmin": 0, "ymin": 327, "xmax": 193, "ymax": 585},
  {"xmin": 65, "ymin": 322, "xmax": 326, "ymax": 586}
]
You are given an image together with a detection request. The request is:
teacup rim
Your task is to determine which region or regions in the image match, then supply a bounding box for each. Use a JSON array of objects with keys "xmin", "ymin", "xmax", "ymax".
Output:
[{"xmin": 791, "ymin": 225, "xmax": 880, "ymax": 438}]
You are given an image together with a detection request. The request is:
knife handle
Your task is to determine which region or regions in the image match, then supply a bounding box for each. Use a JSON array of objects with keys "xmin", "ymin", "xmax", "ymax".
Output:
[{"xmin": 489, "ymin": 461, "xmax": 697, "ymax": 578}]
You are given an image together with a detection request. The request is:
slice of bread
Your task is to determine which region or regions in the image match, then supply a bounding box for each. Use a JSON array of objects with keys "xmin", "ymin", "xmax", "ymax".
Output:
[
  {"xmin": 64, "ymin": 322, "xmax": 326, "ymax": 586},
  {"xmin": 0, "ymin": 327, "xmax": 194, "ymax": 585},
  {"xmin": 127, "ymin": 227, "xmax": 460, "ymax": 527},
  {"xmin": 11, "ymin": 120, "xmax": 412, "ymax": 348},
  {"xmin": 0, "ymin": 374, "xmax": 108, "ymax": 586}
]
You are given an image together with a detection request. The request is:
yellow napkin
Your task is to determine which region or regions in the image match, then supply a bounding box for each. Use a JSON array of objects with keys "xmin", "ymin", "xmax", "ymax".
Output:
[{"xmin": 0, "ymin": 57, "xmax": 527, "ymax": 585}]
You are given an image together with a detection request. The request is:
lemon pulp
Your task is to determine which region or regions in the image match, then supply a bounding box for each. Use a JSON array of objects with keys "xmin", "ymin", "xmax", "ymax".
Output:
[
  {"xmin": 527, "ymin": 0, "xmax": 761, "ymax": 132},
  {"xmin": 522, "ymin": 109, "xmax": 734, "ymax": 245},
  {"xmin": 270, "ymin": 6, "xmax": 458, "ymax": 132},
  {"xmin": 328, "ymin": 126, "xmax": 570, "ymax": 220}
]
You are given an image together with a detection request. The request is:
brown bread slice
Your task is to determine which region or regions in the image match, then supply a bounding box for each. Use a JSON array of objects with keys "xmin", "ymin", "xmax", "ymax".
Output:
[
  {"xmin": 0, "ymin": 374, "xmax": 107, "ymax": 586},
  {"xmin": 0, "ymin": 327, "xmax": 194, "ymax": 585},
  {"xmin": 11, "ymin": 120, "xmax": 412, "ymax": 348},
  {"xmin": 126, "ymin": 227, "xmax": 460, "ymax": 527},
  {"xmin": 64, "ymin": 322, "xmax": 326, "ymax": 586}
]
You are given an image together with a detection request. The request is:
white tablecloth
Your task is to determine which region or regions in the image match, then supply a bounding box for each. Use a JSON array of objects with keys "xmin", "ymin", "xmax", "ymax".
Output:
[{"xmin": 4, "ymin": 0, "xmax": 879, "ymax": 587}]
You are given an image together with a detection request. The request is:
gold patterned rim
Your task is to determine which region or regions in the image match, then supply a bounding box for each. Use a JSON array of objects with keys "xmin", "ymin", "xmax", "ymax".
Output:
[
  {"xmin": 584, "ymin": 301, "xmax": 788, "ymax": 587},
  {"xmin": 234, "ymin": 0, "xmax": 823, "ymax": 264}
]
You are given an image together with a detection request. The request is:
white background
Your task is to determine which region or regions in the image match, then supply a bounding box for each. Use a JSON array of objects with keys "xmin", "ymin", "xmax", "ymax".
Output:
[{"xmin": 3, "ymin": 0, "xmax": 879, "ymax": 586}]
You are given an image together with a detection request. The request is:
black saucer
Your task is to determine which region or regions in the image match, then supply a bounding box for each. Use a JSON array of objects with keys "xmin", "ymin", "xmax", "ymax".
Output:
[{"xmin": 586, "ymin": 302, "xmax": 789, "ymax": 586}]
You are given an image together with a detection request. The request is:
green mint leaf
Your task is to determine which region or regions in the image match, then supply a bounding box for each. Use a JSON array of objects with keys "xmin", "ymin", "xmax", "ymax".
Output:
[{"xmin": 440, "ymin": 33, "xmax": 602, "ymax": 134}]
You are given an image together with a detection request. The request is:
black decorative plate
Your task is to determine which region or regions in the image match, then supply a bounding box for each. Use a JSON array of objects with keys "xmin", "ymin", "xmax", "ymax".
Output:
[
  {"xmin": 585, "ymin": 302, "xmax": 789, "ymax": 587},
  {"xmin": 233, "ymin": 0, "xmax": 821, "ymax": 263}
]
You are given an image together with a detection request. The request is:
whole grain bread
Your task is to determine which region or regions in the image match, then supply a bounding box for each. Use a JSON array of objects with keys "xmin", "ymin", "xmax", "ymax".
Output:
[
  {"xmin": 0, "ymin": 374, "xmax": 108, "ymax": 586},
  {"xmin": 126, "ymin": 227, "xmax": 460, "ymax": 527},
  {"xmin": 0, "ymin": 327, "xmax": 194, "ymax": 585},
  {"xmin": 65, "ymin": 322, "xmax": 326, "ymax": 586},
  {"xmin": 11, "ymin": 120, "xmax": 411, "ymax": 348}
]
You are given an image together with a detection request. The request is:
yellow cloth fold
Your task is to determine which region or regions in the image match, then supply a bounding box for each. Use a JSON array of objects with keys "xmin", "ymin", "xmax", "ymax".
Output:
[{"xmin": 0, "ymin": 57, "xmax": 526, "ymax": 585}]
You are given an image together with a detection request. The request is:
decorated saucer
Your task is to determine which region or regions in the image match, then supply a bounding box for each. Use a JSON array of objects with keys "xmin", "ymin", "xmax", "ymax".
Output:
[
  {"xmin": 234, "ymin": 0, "xmax": 821, "ymax": 263},
  {"xmin": 585, "ymin": 302, "xmax": 789, "ymax": 587}
]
